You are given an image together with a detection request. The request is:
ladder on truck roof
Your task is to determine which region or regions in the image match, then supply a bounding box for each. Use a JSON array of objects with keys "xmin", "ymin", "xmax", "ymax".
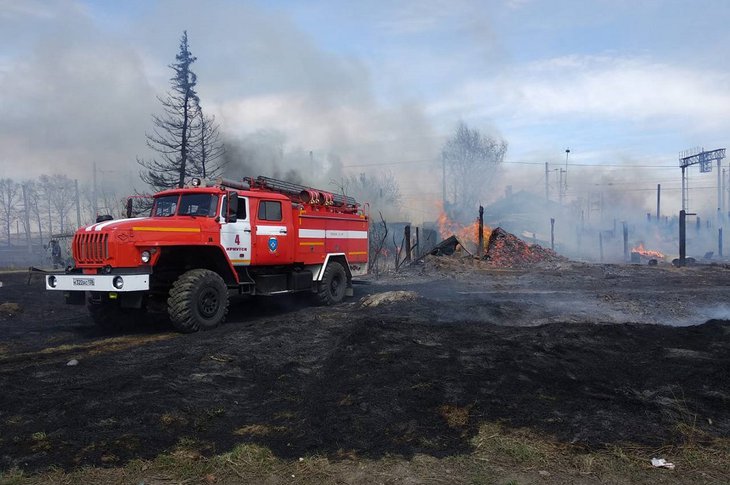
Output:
[{"xmin": 243, "ymin": 176, "xmax": 359, "ymax": 208}]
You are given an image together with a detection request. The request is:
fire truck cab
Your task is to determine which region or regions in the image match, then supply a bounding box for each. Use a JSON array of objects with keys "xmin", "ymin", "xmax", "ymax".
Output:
[{"xmin": 45, "ymin": 176, "xmax": 369, "ymax": 333}]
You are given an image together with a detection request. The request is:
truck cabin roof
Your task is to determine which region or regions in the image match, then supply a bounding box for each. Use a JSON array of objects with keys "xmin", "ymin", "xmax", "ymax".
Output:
[{"xmin": 154, "ymin": 186, "xmax": 290, "ymax": 201}]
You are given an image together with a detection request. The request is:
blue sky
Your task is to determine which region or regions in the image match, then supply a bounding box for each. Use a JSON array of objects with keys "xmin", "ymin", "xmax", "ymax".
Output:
[{"xmin": 2, "ymin": 0, "xmax": 729, "ymax": 217}]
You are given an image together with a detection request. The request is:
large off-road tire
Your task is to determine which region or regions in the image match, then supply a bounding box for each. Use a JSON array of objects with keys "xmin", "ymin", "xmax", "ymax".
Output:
[
  {"xmin": 317, "ymin": 261, "xmax": 347, "ymax": 306},
  {"xmin": 167, "ymin": 269, "xmax": 229, "ymax": 333},
  {"xmin": 87, "ymin": 297, "xmax": 136, "ymax": 333}
]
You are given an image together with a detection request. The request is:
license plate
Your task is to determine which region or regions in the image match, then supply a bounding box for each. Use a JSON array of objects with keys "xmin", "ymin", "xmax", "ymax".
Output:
[{"xmin": 72, "ymin": 278, "xmax": 95, "ymax": 287}]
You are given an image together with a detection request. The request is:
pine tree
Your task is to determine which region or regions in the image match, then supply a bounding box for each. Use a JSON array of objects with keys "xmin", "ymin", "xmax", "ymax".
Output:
[{"xmin": 138, "ymin": 31, "xmax": 223, "ymax": 191}]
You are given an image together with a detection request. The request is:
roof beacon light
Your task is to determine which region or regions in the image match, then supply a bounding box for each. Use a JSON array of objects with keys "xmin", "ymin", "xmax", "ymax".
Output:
[{"xmin": 191, "ymin": 178, "xmax": 201, "ymax": 187}]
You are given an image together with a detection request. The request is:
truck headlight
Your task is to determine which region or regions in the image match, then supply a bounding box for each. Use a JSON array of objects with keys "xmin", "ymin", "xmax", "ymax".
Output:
[
  {"xmin": 141, "ymin": 250, "xmax": 151, "ymax": 263},
  {"xmin": 48, "ymin": 275, "xmax": 57, "ymax": 288},
  {"xmin": 113, "ymin": 276, "xmax": 124, "ymax": 289}
]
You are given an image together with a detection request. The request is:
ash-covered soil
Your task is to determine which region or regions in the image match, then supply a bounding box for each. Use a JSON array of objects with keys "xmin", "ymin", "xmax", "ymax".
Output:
[{"xmin": 0, "ymin": 259, "xmax": 729, "ymax": 472}]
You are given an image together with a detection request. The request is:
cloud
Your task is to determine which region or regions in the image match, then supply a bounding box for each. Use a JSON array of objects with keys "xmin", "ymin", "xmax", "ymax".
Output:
[
  {"xmin": 430, "ymin": 54, "xmax": 730, "ymax": 130},
  {"xmin": 0, "ymin": 1, "xmax": 154, "ymax": 184},
  {"xmin": 512, "ymin": 55, "xmax": 730, "ymax": 124}
]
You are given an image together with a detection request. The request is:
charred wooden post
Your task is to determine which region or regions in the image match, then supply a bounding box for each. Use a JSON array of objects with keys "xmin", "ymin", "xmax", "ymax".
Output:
[
  {"xmin": 720, "ymin": 228, "xmax": 724, "ymax": 258},
  {"xmin": 404, "ymin": 225, "xmax": 412, "ymax": 263},
  {"xmin": 550, "ymin": 217, "xmax": 555, "ymax": 250},
  {"xmin": 599, "ymin": 232, "xmax": 604, "ymax": 262},
  {"xmin": 415, "ymin": 227, "xmax": 420, "ymax": 260},
  {"xmin": 478, "ymin": 206, "xmax": 484, "ymax": 257},
  {"xmin": 623, "ymin": 222, "xmax": 629, "ymax": 262},
  {"xmin": 679, "ymin": 210, "xmax": 686, "ymax": 265}
]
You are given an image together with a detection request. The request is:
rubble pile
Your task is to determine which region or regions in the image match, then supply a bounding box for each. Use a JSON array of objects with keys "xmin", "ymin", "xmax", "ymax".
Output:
[{"xmin": 483, "ymin": 227, "xmax": 564, "ymax": 267}]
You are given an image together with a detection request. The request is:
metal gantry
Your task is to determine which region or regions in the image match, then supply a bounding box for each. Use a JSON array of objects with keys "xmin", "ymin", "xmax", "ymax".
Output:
[{"xmin": 678, "ymin": 147, "xmax": 726, "ymax": 211}]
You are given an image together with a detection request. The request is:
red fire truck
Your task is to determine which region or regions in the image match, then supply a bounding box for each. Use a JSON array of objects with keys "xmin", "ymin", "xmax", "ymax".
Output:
[{"xmin": 45, "ymin": 176, "xmax": 369, "ymax": 332}]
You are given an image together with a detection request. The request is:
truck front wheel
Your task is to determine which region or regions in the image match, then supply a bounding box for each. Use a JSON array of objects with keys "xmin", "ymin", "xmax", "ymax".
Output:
[
  {"xmin": 317, "ymin": 261, "xmax": 347, "ymax": 305},
  {"xmin": 168, "ymin": 269, "xmax": 229, "ymax": 333}
]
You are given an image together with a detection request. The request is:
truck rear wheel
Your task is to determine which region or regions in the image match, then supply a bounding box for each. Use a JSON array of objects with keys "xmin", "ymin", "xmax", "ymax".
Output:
[
  {"xmin": 168, "ymin": 269, "xmax": 229, "ymax": 333},
  {"xmin": 317, "ymin": 261, "xmax": 347, "ymax": 305}
]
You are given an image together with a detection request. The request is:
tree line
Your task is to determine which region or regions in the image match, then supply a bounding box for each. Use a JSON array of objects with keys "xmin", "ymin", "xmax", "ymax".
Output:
[{"xmin": 0, "ymin": 175, "xmax": 124, "ymax": 248}]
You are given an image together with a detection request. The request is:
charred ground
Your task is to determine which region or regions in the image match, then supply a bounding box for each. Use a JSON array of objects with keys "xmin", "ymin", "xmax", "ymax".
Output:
[{"xmin": 0, "ymin": 259, "xmax": 729, "ymax": 477}]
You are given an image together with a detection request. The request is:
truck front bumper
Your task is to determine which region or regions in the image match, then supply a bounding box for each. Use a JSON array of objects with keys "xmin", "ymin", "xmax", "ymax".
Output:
[{"xmin": 46, "ymin": 274, "xmax": 150, "ymax": 292}]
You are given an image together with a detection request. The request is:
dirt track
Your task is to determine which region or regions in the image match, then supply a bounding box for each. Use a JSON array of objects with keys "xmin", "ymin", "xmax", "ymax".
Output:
[{"xmin": 0, "ymin": 259, "xmax": 729, "ymax": 472}]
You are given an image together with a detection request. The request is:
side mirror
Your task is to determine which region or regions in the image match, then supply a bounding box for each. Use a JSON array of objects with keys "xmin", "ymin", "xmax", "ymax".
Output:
[
  {"xmin": 225, "ymin": 192, "xmax": 238, "ymax": 223},
  {"xmin": 126, "ymin": 198, "xmax": 133, "ymax": 219}
]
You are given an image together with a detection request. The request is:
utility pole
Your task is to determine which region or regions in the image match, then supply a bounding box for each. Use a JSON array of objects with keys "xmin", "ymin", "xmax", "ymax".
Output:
[
  {"xmin": 21, "ymin": 184, "xmax": 32, "ymax": 253},
  {"xmin": 92, "ymin": 162, "xmax": 98, "ymax": 220},
  {"xmin": 442, "ymin": 155, "xmax": 446, "ymax": 208},
  {"xmin": 75, "ymin": 179, "xmax": 81, "ymax": 229},
  {"xmin": 656, "ymin": 184, "xmax": 661, "ymax": 220},
  {"xmin": 718, "ymin": 158, "xmax": 723, "ymax": 220},
  {"xmin": 721, "ymin": 168, "xmax": 727, "ymax": 219},
  {"xmin": 681, "ymin": 165, "xmax": 686, "ymax": 211},
  {"xmin": 564, "ymin": 148, "xmax": 570, "ymax": 199}
]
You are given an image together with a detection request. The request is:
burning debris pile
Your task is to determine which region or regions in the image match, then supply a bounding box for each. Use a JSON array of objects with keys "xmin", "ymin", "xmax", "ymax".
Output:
[
  {"xmin": 483, "ymin": 228, "xmax": 564, "ymax": 267},
  {"xmin": 426, "ymin": 227, "xmax": 563, "ymax": 268},
  {"xmin": 431, "ymin": 207, "xmax": 563, "ymax": 268},
  {"xmin": 631, "ymin": 243, "xmax": 665, "ymax": 263}
]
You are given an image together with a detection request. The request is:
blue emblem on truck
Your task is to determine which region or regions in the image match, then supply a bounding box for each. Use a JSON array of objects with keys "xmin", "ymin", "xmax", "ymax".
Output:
[{"xmin": 268, "ymin": 237, "xmax": 278, "ymax": 253}]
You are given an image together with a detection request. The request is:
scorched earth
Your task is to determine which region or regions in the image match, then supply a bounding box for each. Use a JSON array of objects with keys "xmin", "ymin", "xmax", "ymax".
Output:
[{"xmin": 0, "ymin": 253, "xmax": 729, "ymax": 484}]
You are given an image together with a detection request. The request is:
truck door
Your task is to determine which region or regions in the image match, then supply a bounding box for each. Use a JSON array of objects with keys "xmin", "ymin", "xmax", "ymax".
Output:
[
  {"xmin": 252, "ymin": 198, "xmax": 292, "ymax": 265},
  {"xmin": 220, "ymin": 196, "xmax": 251, "ymax": 266}
]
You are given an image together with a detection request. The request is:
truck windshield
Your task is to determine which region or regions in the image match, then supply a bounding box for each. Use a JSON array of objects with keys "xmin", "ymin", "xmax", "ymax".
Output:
[
  {"xmin": 178, "ymin": 194, "xmax": 219, "ymax": 217},
  {"xmin": 152, "ymin": 194, "xmax": 220, "ymax": 217},
  {"xmin": 152, "ymin": 195, "xmax": 178, "ymax": 217}
]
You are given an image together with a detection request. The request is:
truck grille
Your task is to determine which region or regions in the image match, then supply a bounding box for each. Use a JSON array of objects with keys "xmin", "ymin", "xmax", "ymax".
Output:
[{"xmin": 74, "ymin": 233, "xmax": 109, "ymax": 264}]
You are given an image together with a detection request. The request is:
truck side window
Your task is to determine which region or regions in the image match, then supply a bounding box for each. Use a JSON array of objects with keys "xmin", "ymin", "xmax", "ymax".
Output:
[
  {"xmin": 258, "ymin": 200, "xmax": 282, "ymax": 221},
  {"xmin": 237, "ymin": 197, "xmax": 247, "ymax": 220}
]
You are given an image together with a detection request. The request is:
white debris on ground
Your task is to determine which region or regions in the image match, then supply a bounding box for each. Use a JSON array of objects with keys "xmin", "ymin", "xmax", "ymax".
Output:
[
  {"xmin": 359, "ymin": 291, "xmax": 419, "ymax": 307},
  {"xmin": 651, "ymin": 457, "xmax": 675, "ymax": 470}
]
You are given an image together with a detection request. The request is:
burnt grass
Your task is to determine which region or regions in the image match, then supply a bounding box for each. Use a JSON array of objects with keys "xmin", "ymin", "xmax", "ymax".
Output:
[{"xmin": 0, "ymin": 261, "xmax": 729, "ymax": 472}]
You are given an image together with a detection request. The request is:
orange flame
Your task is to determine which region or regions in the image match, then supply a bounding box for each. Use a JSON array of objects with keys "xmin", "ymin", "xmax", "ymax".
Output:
[
  {"xmin": 437, "ymin": 203, "xmax": 491, "ymax": 250},
  {"xmin": 632, "ymin": 243, "xmax": 664, "ymax": 259}
]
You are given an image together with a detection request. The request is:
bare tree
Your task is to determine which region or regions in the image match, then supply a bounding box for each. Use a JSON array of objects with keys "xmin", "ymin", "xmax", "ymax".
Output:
[
  {"xmin": 441, "ymin": 121, "xmax": 507, "ymax": 217},
  {"xmin": 48, "ymin": 175, "xmax": 76, "ymax": 234},
  {"xmin": 368, "ymin": 211, "xmax": 389, "ymax": 277},
  {"xmin": 0, "ymin": 178, "xmax": 20, "ymax": 246},
  {"xmin": 138, "ymin": 31, "xmax": 200, "ymax": 192},
  {"xmin": 191, "ymin": 108, "xmax": 225, "ymax": 179},
  {"xmin": 38, "ymin": 175, "xmax": 56, "ymax": 236},
  {"xmin": 335, "ymin": 170, "xmax": 402, "ymax": 217},
  {"xmin": 23, "ymin": 181, "xmax": 45, "ymax": 245}
]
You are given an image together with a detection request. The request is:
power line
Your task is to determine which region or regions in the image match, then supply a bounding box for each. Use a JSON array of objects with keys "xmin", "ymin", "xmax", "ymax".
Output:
[{"xmin": 341, "ymin": 158, "xmax": 678, "ymax": 169}]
